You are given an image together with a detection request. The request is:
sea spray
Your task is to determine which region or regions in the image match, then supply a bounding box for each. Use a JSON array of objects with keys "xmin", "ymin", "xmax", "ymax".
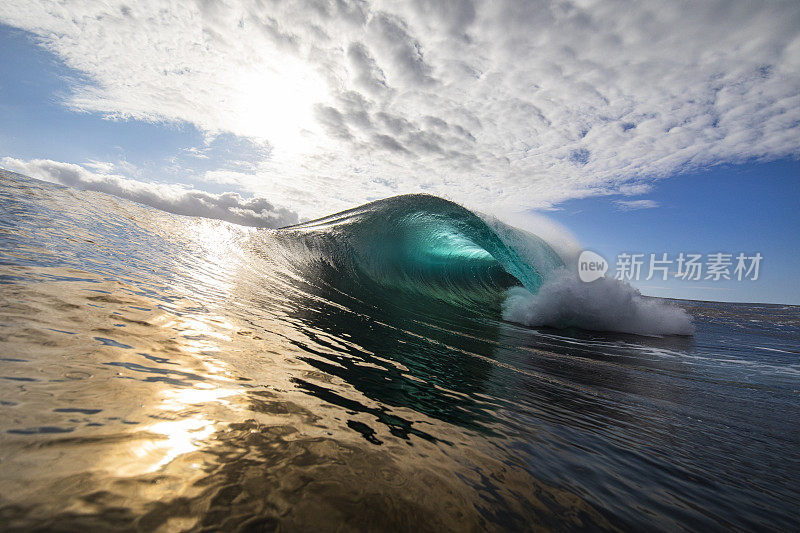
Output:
[{"xmin": 502, "ymin": 269, "xmax": 694, "ymax": 336}]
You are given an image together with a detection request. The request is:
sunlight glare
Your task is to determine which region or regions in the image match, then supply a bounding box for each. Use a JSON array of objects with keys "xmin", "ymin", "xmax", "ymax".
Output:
[{"xmin": 232, "ymin": 61, "xmax": 328, "ymax": 155}]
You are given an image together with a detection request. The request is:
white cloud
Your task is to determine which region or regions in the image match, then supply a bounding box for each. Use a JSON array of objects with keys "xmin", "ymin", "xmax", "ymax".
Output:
[
  {"xmin": 614, "ymin": 199, "xmax": 659, "ymax": 211},
  {"xmin": 0, "ymin": 1, "xmax": 798, "ymax": 219},
  {"xmin": 0, "ymin": 157, "xmax": 299, "ymax": 228}
]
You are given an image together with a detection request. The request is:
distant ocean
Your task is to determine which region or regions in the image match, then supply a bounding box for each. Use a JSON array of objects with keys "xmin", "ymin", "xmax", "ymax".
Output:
[{"xmin": 1, "ymin": 169, "xmax": 798, "ymax": 531}]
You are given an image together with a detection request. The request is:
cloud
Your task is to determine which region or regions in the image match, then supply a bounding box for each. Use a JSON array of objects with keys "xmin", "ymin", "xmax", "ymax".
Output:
[
  {"xmin": 0, "ymin": 1, "xmax": 798, "ymax": 218},
  {"xmin": 0, "ymin": 157, "xmax": 299, "ymax": 228},
  {"xmin": 614, "ymin": 199, "xmax": 659, "ymax": 211},
  {"xmin": 346, "ymin": 41, "xmax": 390, "ymax": 96},
  {"xmin": 366, "ymin": 12, "xmax": 435, "ymax": 86}
]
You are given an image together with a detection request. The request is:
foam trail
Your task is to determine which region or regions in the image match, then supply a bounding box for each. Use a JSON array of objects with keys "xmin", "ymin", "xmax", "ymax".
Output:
[{"xmin": 502, "ymin": 269, "xmax": 694, "ymax": 336}]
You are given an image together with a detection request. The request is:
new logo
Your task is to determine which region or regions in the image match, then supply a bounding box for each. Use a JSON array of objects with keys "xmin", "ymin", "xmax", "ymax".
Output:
[{"xmin": 578, "ymin": 250, "xmax": 608, "ymax": 282}]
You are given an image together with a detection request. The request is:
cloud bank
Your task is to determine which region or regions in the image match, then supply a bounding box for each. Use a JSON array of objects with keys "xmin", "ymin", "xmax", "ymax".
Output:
[
  {"xmin": 0, "ymin": 1, "xmax": 798, "ymax": 217},
  {"xmin": 0, "ymin": 157, "xmax": 299, "ymax": 228}
]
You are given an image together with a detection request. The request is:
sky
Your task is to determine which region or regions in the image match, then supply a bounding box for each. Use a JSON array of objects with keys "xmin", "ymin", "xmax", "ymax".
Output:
[{"xmin": 0, "ymin": 1, "xmax": 798, "ymax": 303}]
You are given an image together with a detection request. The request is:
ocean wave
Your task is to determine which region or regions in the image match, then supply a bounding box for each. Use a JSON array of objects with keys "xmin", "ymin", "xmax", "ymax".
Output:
[{"xmin": 279, "ymin": 193, "xmax": 692, "ymax": 336}]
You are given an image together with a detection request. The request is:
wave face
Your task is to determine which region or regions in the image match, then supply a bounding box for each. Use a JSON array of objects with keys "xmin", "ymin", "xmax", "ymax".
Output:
[
  {"xmin": 1, "ymin": 169, "xmax": 798, "ymax": 531},
  {"xmin": 278, "ymin": 194, "xmax": 564, "ymax": 307}
]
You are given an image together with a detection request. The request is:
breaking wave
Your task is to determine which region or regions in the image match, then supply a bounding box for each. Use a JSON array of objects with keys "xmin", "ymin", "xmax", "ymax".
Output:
[{"xmin": 278, "ymin": 193, "xmax": 693, "ymax": 336}]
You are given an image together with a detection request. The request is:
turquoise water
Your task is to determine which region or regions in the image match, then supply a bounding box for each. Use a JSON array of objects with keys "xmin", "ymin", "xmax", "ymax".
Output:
[{"xmin": 0, "ymin": 170, "xmax": 798, "ymax": 530}]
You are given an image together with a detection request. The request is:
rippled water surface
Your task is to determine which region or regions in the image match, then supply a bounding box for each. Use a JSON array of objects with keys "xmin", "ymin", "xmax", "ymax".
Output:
[{"xmin": 0, "ymin": 171, "xmax": 798, "ymax": 531}]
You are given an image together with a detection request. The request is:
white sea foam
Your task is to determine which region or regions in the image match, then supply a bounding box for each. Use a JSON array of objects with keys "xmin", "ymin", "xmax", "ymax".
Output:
[{"xmin": 502, "ymin": 269, "xmax": 694, "ymax": 336}]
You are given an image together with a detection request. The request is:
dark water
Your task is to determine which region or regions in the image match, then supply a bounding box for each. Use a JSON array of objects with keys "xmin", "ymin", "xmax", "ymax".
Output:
[{"xmin": 0, "ymin": 170, "xmax": 798, "ymax": 531}]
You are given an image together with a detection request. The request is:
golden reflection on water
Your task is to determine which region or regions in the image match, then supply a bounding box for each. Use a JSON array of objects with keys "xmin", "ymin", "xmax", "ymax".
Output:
[
  {"xmin": 131, "ymin": 417, "xmax": 217, "ymax": 475},
  {"xmin": 122, "ymin": 310, "xmax": 243, "ymax": 475},
  {"xmin": 171, "ymin": 220, "xmax": 250, "ymax": 301},
  {"xmin": 130, "ymin": 385, "xmax": 240, "ymax": 475},
  {"xmin": 113, "ymin": 222, "xmax": 251, "ymax": 476},
  {"xmin": 111, "ymin": 220, "xmax": 278, "ymax": 479}
]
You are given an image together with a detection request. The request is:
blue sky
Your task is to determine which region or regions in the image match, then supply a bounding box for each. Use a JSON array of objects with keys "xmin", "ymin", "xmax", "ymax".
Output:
[
  {"xmin": 548, "ymin": 160, "xmax": 800, "ymax": 304},
  {"xmin": 1, "ymin": 2, "xmax": 799, "ymax": 304}
]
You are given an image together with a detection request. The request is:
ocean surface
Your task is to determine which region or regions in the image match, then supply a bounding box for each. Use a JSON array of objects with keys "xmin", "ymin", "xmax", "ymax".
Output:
[{"xmin": 0, "ymin": 169, "xmax": 798, "ymax": 531}]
